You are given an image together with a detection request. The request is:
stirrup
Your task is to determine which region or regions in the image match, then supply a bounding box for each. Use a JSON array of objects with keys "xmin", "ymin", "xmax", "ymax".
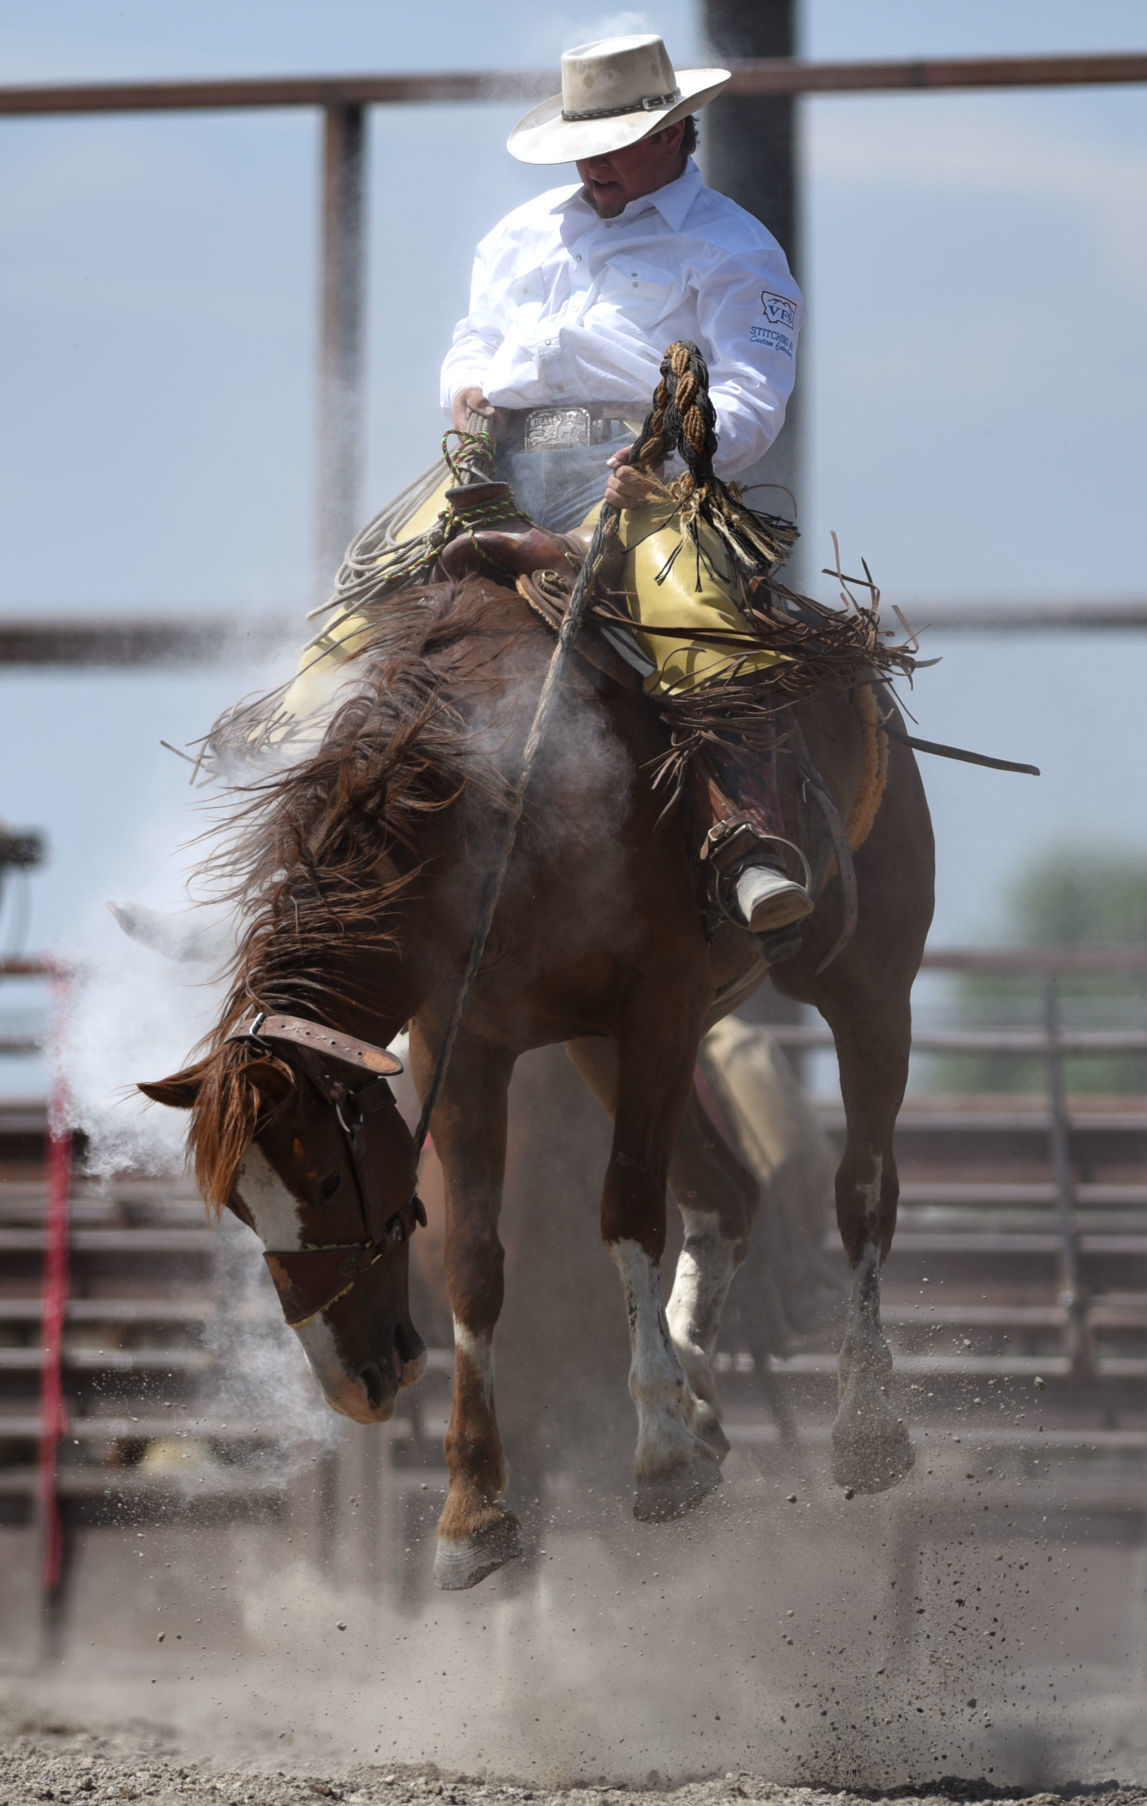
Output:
[
  {"xmin": 733, "ymin": 864, "xmax": 813, "ymax": 934},
  {"xmin": 703, "ymin": 817, "xmax": 813, "ymax": 933}
]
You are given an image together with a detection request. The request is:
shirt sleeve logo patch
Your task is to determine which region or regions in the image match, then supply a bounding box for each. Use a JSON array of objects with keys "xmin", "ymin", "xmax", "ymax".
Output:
[
  {"xmin": 761, "ymin": 290, "xmax": 797, "ymax": 329},
  {"xmin": 750, "ymin": 324, "xmax": 794, "ymax": 356}
]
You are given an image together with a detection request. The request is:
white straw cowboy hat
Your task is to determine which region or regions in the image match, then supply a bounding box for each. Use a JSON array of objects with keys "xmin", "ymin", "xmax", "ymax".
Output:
[{"xmin": 508, "ymin": 33, "xmax": 731, "ymax": 165}]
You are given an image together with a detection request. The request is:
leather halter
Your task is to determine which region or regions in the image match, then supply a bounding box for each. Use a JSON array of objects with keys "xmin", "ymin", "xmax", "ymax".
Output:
[{"xmin": 226, "ymin": 1010, "xmax": 426, "ymax": 1330}]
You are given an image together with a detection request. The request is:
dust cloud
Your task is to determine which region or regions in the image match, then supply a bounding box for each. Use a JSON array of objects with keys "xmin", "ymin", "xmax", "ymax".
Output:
[
  {"xmin": 20, "ymin": 1028, "xmax": 1147, "ymax": 1792},
  {"xmin": 6, "ymin": 1443, "xmax": 1146, "ymax": 1793}
]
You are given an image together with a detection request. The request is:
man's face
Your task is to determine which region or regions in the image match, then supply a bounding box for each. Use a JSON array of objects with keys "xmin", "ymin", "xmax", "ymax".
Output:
[{"xmin": 576, "ymin": 122, "xmax": 687, "ymax": 218}]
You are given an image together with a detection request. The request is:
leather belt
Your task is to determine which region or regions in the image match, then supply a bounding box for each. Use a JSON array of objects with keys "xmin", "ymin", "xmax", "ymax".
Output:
[{"xmin": 502, "ymin": 404, "xmax": 640, "ymax": 453}]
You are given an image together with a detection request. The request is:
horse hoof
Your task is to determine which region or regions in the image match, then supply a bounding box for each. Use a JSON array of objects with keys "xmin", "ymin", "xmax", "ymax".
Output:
[
  {"xmin": 831, "ymin": 1418, "xmax": 914, "ymax": 1495},
  {"xmin": 634, "ymin": 1455, "xmax": 722, "ymax": 1522},
  {"xmin": 433, "ymin": 1514, "xmax": 522, "ymax": 1591},
  {"xmin": 691, "ymin": 1403, "xmax": 731, "ymax": 1464}
]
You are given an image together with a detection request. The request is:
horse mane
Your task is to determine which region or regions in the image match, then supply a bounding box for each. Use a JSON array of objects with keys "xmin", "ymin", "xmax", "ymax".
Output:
[{"xmin": 180, "ymin": 576, "xmax": 528, "ymax": 1205}]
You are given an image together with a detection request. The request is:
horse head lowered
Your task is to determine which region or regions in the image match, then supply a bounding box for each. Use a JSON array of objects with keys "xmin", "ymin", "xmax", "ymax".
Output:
[{"xmin": 140, "ymin": 1010, "xmax": 427, "ymax": 1423}]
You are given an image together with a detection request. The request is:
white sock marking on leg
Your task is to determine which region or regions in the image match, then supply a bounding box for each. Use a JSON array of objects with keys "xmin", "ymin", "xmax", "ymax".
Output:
[
  {"xmin": 453, "ymin": 1317, "xmax": 494, "ymax": 1405},
  {"xmin": 666, "ymin": 1206, "xmax": 737, "ymax": 1405},
  {"xmin": 610, "ymin": 1238, "xmax": 706, "ymax": 1481}
]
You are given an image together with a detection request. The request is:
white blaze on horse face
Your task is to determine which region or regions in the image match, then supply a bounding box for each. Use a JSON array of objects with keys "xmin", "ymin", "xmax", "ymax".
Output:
[
  {"xmin": 666, "ymin": 1205, "xmax": 737, "ymax": 1410},
  {"xmin": 235, "ymin": 1143, "xmax": 306, "ymax": 1249},
  {"xmin": 233, "ymin": 1144, "xmax": 346, "ymax": 1393},
  {"xmin": 609, "ymin": 1238, "xmax": 706, "ymax": 1482}
]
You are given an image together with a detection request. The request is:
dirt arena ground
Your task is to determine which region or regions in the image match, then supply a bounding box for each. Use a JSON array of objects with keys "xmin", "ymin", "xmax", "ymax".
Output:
[
  {"xmin": 1, "ymin": 1713, "xmax": 1145, "ymax": 1806},
  {"xmin": 3, "ymin": 1452, "xmax": 1146, "ymax": 1806}
]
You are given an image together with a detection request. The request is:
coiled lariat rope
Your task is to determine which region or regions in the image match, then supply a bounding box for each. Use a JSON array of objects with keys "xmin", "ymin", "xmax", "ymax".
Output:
[
  {"xmin": 308, "ymin": 422, "xmax": 510, "ymax": 627},
  {"xmin": 197, "ymin": 421, "xmax": 526, "ymax": 772}
]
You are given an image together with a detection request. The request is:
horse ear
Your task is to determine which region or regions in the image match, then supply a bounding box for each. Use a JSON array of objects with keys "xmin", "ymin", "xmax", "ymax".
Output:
[
  {"xmin": 138, "ymin": 1060, "xmax": 210, "ymax": 1110},
  {"xmin": 139, "ymin": 1054, "xmax": 295, "ymax": 1112},
  {"xmin": 242, "ymin": 1056, "xmax": 295, "ymax": 1106}
]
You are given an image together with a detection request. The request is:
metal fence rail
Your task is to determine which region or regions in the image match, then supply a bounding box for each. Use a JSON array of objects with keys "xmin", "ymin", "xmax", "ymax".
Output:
[
  {"xmin": 4, "ymin": 48, "xmax": 1143, "ymax": 604},
  {"xmin": 7, "ymin": 599, "xmax": 1147, "ymax": 668},
  {"xmin": 2, "ymin": 53, "xmax": 1145, "ymax": 116}
]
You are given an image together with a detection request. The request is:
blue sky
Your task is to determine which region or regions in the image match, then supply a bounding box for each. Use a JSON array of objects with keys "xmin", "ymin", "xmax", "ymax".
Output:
[{"xmin": 1, "ymin": 1, "xmax": 1145, "ymax": 1070}]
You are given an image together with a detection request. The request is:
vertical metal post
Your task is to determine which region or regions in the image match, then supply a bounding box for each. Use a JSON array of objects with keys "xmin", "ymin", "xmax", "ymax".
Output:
[
  {"xmin": 702, "ymin": 0, "xmax": 798, "ymax": 267},
  {"xmin": 316, "ymin": 103, "xmax": 368, "ymax": 596},
  {"xmin": 702, "ymin": 2, "xmax": 805, "ymax": 1040},
  {"xmin": 701, "ymin": 0, "xmax": 801, "ymax": 544},
  {"xmin": 38, "ymin": 964, "xmax": 72, "ymax": 1660},
  {"xmin": 1044, "ymin": 974, "xmax": 1092, "ymax": 1376}
]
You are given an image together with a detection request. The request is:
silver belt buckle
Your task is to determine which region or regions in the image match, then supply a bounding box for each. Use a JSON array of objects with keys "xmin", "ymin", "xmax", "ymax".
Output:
[{"xmin": 523, "ymin": 405, "xmax": 592, "ymax": 452}]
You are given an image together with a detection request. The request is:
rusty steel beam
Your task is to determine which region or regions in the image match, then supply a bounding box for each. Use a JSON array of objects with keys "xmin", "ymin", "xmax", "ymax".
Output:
[
  {"xmin": 762, "ymin": 1024, "xmax": 1147, "ymax": 1052},
  {"xmin": 913, "ymin": 600, "xmax": 1147, "ymax": 632},
  {"xmin": 4, "ymin": 600, "xmax": 1147, "ymax": 666},
  {"xmin": 1, "ymin": 53, "xmax": 1145, "ymax": 118},
  {"xmin": 316, "ymin": 103, "xmax": 367, "ymax": 593},
  {"xmin": 921, "ymin": 948, "xmax": 1147, "ymax": 974},
  {"xmin": 0, "ymin": 73, "xmax": 552, "ymax": 115},
  {"xmin": 727, "ymin": 51, "xmax": 1147, "ymax": 95},
  {"xmin": 0, "ymin": 615, "xmax": 291, "ymax": 666}
]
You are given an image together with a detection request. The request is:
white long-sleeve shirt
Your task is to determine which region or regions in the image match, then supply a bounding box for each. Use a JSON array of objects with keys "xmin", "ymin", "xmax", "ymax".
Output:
[{"xmin": 440, "ymin": 158, "xmax": 803, "ymax": 479}]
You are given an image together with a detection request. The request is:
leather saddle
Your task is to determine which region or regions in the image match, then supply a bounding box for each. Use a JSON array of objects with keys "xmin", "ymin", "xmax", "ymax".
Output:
[{"xmin": 433, "ymin": 485, "xmax": 645, "ymax": 693}]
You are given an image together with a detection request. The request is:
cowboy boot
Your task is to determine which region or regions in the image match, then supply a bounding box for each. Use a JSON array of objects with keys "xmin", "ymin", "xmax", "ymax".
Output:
[{"xmin": 699, "ymin": 744, "xmax": 813, "ymax": 936}]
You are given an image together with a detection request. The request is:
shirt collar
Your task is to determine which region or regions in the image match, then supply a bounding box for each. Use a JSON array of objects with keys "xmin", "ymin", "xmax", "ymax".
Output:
[
  {"xmin": 550, "ymin": 157, "xmax": 704, "ymax": 232},
  {"xmin": 642, "ymin": 157, "xmax": 704, "ymax": 230}
]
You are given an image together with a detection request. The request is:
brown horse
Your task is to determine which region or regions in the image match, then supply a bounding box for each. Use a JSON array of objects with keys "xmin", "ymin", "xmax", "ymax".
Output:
[{"xmin": 140, "ymin": 573, "xmax": 933, "ymax": 1589}]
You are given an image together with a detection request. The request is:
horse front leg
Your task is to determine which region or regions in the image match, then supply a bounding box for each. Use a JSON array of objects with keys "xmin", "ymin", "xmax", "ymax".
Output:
[
  {"xmin": 599, "ymin": 1004, "xmax": 724, "ymax": 1520},
  {"xmin": 662, "ymin": 1086, "xmax": 757, "ymax": 1460},
  {"xmin": 411, "ymin": 1027, "xmax": 520, "ymax": 1590},
  {"xmin": 816, "ymin": 981, "xmax": 914, "ymax": 1494}
]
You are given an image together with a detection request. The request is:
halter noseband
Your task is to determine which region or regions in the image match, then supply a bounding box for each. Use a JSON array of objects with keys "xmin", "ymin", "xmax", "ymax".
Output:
[{"xmin": 226, "ymin": 1011, "xmax": 427, "ymax": 1330}]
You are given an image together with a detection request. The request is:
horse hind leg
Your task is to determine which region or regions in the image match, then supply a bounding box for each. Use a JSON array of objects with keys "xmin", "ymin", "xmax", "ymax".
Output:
[
  {"xmin": 830, "ymin": 1149, "xmax": 913, "ymax": 1493},
  {"xmin": 819, "ymin": 993, "xmax": 914, "ymax": 1495}
]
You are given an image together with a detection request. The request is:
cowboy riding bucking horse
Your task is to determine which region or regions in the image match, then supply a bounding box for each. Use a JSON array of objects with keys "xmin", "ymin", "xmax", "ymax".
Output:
[
  {"xmin": 129, "ymin": 30, "xmax": 959, "ymax": 1588},
  {"xmin": 442, "ymin": 33, "xmax": 812, "ymax": 942}
]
